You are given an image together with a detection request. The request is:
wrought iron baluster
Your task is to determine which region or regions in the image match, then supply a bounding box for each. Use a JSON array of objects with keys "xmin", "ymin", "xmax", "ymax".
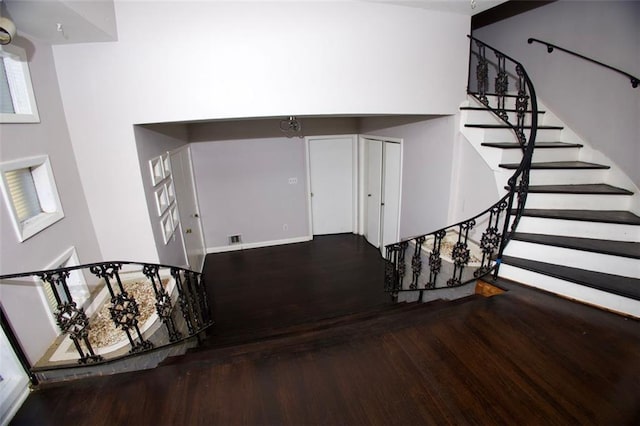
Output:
[
  {"xmin": 384, "ymin": 245, "xmax": 398, "ymax": 293},
  {"xmin": 409, "ymin": 236, "xmax": 426, "ymax": 290},
  {"xmin": 143, "ymin": 265, "xmax": 181, "ymax": 342},
  {"xmin": 515, "ymin": 64, "xmax": 530, "ymax": 149},
  {"xmin": 40, "ymin": 270, "xmax": 102, "ymax": 364},
  {"xmin": 90, "ymin": 263, "xmax": 153, "ymax": 354},
  {"xmin": 494, "ymin": 52, "xmax": 509, "ymax": 121},
  {"xmin": 397, "ymin": 242, "xmax": 409, "ymax": 290},
  {"xmin": 447, "ymin": 220, "xmax": 475, "ymax": 287},
  {"xmin": 170, "ymin": 268, "xmax": 195, "ymax": 335},
  {"xmin": 195, "ymin": 273, "xmax": 213, "ymax": 325},
  {"xmin": 475, "ymin": 200, "xmax": 508, "ymax": 277},
  {"xmin": 476, "ymin": 42, "xmax": 489, "ymax": 105},
  {"xmin": 427, "ymin": 230, "xmax": 446, "ymax": 288}
]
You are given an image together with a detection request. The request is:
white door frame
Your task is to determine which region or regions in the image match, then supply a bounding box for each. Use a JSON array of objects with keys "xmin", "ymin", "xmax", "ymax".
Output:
[
  {"xmin": 304, "ymin": 135, "xmax": 359, "ymax": 237},
  {"xmin": 357, "ymin": 135, "xmax": 403, "ymax": 252},
  {"xmin": 169, "ymin": 145, "xmax": 207, "ymax": 272}
]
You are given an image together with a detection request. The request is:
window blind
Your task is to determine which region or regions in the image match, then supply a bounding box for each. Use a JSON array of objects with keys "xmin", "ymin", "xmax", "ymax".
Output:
[{"xmin": 4, "ymin": 168, "xmax": 42, "ymax": 223}]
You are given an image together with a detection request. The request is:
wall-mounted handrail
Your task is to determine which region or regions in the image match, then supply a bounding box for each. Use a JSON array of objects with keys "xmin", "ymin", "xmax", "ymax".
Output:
[{"xmin": 528, "ymin": 38, "xmax": 639, "ymax": 88}]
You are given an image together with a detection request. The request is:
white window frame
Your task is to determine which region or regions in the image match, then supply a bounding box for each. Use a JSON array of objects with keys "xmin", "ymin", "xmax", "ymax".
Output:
[
  {"xmin": 0, "ymin": 44, "xmax": 40, "ymax": 123},
  {"xmin": 36, "ymin": 247, "xmax": 89, "ymax": 333},
  {"xmin": 0, "ymin": 155, "xmax": 65, "ymax": 242}
]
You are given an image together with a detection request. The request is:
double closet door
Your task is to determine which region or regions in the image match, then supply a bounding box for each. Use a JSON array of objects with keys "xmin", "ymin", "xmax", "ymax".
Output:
[
  {"xmin": 364, "ymin": 138, "xmax": 401, "ymax": 254},
  {"xmin": 306, "ymin": 136, "xmax": 401, "ymax": 256}
]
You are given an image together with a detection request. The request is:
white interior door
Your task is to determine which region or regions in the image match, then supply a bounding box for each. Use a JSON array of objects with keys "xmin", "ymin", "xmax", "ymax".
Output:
[
  {"xmin": 170, "ymin": 146, "xmax": 206, "ymax": 272},
  {"xmin": 308, "ymin": 137, "xmax": 354, "ymax": 235},
  {"xmin": 381, "ymin": 142, "xmax": 402, "ymax": 251},
  {"xmin": 365, "ymin": 139, "xmax": 382, "ymax": 247}
]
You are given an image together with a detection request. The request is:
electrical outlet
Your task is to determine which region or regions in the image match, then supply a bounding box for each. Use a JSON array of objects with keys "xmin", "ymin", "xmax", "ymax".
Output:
[{"xmin": 288, "ymin": 177, "xmax": 298, "ymax": 185}]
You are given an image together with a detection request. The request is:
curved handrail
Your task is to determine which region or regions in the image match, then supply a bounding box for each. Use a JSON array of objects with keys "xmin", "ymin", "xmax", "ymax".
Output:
[
  {"xmin": 0, "ymin": 260, "xmax": 213, "ymax": 375},
  {"xmin": 383, "ymin": 36, "xmax": 538, "ymax": 299},
  {"xmin": 528, "ymin": 38, "xmax": 639, "ymax": 88}
]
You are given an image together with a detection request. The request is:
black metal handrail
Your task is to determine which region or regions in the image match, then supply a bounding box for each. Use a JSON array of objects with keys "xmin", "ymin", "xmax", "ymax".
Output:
[
  {"xmin": 383, "ymin": 36, "xmax": 538, "ymax": 301},
  {"xmin": 528, "ymin": 38, "xmax": 639, "ymax": 88},
  {"xmin": 0, "ymin": 261, "xmax": 213, "ymax": 382}
]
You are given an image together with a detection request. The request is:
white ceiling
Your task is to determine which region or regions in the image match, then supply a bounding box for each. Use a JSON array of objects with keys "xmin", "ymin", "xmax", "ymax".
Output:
[
  {"xmin": 2, "ymin": 0, "xmax": 506, "ymax": 45},
  {"xmin": 364, "ymin": 0, "xmax": 508, "ymax": 16}
]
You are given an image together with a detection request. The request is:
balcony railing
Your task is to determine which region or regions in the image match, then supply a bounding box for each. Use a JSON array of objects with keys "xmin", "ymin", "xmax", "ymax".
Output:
[{"xmin": 0, "ymin": 261, "xmax": 213, "ymax": 383}]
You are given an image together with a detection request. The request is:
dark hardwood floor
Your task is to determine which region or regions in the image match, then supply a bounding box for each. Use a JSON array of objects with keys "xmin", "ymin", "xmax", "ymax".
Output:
[
  {"xmin": 11, "ymin": 235, "xmax": 640, "ymax": 425},
  {"xmin": 201, "ymin": 234, "xmax": 391, "ymax": 347}
]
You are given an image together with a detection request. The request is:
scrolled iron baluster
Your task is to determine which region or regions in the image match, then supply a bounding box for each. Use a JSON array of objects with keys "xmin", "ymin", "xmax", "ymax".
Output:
[
  {"xmin": 427, "ymin": 230, "xmax": 446, "ymax": 289},
  {"xmin": 194, "ymin": 273, "xmax": 213, "ymax": 325},
  {"xmin": 476, "ymin": 42, "xmax": 489, "ymax": 106},
  {"xmin": 515, "ymin": 64, "xmax": 530, "ymax": 150},
  {"xmin": 475, "ymin": 200, "xmax": 508, "ymax": 277},
  {"xmin": 397, "ymin": 241, "xmax": 409, "ymax": 290},
  {"xmin": 447, "ymin": 220, "xmax": 475, "ymax": 287},
  {"xmin": 91, "ymin": 262, "xmax": 152, "ymax": 353},
  {"xmin": 409, "ymin": 236, "xmax": 426, "ymax": 290},
  {"xmin": 144, "ymin": 264, "xmax": 182, "ymax": 342},
  {"xmin": 384, "ymin": 245, "xmax": 398, "ymax": 292},
  {"xmin": 494, "ymin": 52, "xmax": 509, "ymax": 121},
  {"xmin": 40, "ymin": 270, "xmax": 103, "ymax": 364},
  {"xmin": 170, "ymin": 268, "xmax": 195, "ymax": 335}
]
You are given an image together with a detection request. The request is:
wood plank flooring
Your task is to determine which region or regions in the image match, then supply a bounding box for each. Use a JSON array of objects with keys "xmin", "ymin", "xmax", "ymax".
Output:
[{"xmin": 11, "ymin": 235, "xmax": 640, "ymax": 425}]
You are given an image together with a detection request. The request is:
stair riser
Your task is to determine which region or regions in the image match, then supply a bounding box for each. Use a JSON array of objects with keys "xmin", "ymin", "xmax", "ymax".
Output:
[
  {"xmin": 504, "ymin": 241, "xmax": 640, "ymax": 278},
  {"xmin": 498, "ymin": 264, "xmax": 640, "ymax": 318},
  {"xmin": 526, "ymin": 169, "xmax": 608, "ymax": 185},
  {"xmin": 514, "ymin": 216, "xmax": 640, "ymax": 242},
  {"xmin": 524, "ymin": 193, "xmax": 631, "ymax": 211},
  {"xmin": 481, "ymin": 128, "xmax": 561, "ymax": 143},
  {"xmin": 464, "ymin": 110, "xmax": 543, "ymax": 126},
  {"xmin": 500, "ymin": 147, "xmax": 581, "ymax": 164}
]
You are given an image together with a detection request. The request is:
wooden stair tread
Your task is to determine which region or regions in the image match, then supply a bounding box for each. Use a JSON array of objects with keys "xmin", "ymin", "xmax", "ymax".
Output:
[
  {"xmin": 499, "ymin": 161, "xmax": 610, "ymax": 170},
  {"xmin": 501, "ymin": 256, "xmax": 640, "ymax": 301},
  {"xmin": 484, "ymin": 141, "xmax": 582, "ymax": 149},
  {"xmin": 512, "ymin": 233, "xmax": 640, "ymax": 259},
  {"xmin": 526, "ymin": 184, "xmax": 633, "ymax": 195},
  {"xmin": 515, "ymin": 209, "xmax": 640, "ymax": 225},
  {"xmin": 466, "ymin": 124, "xmax": 562, "ymax": 129}
]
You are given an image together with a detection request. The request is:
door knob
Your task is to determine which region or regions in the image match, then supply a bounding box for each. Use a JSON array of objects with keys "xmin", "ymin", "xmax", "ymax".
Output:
[{"xmin": 368, "ymin": 194, "xmax": 372, "ymax": 197}]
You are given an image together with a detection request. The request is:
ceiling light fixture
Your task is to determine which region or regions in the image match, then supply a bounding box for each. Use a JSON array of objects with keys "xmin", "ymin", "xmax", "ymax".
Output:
[
  {"xmin": 280, "ymin": 116, "xmax": 303, "ymax": 138},
  {"xmin": 0, "ymin": 17, "xmax": 16, "ymax": 45}
]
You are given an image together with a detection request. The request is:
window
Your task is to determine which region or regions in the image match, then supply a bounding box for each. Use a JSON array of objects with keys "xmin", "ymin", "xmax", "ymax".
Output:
[
  {"xmin": 40, "ymin": 248, "xmax": 89, "ymax": 314},
  {"xmin": 0, "ymin": 45, "xmax": 39, "ymax": 123},
  {"xmin": 0, "ymin": 156, "xmax": 64, "ymax": 241}
]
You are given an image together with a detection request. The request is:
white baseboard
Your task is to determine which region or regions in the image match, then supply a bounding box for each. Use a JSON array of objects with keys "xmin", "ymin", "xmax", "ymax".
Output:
[{"xmin": 207, "ymin": 236, "xmax": 313, "ymax": 254}]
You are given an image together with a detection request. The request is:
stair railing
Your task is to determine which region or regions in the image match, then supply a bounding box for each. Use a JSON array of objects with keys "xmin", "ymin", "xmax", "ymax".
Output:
[
  {"xmin": 528, "ymin": 38, "xmax": 639, "ymax": 88},
  {"xmin": 0, "ymin": 261, "xmax": 213, "ymax": 383},
  {"xmin": 384, "ymin": 36, "xmax": 538, "ymax": 301}
]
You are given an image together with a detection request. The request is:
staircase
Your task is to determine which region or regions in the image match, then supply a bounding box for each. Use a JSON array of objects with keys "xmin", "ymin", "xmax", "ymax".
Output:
[{"xmin": 461, "ymin": 95, "xmax": 640, "ymax": 318}]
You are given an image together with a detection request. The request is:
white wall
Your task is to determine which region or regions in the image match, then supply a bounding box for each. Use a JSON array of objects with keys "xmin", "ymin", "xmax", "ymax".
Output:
[
  {"xmin": 190, "ymin": 137, "xmax": 309, "ymax": 249},
  {"xmin": 474, "ymin": 0, "xmax": 640, "ymax": 186},
  {"xmin": 359, "ymin": 116, "xmax": 458, "ymax": 239},
  {"xmin": 51, "ymin": 1, "xmax": 470, "ymax": 263},
  {"xmin": 0, "ymin": 36, "xmax": 102, "ymax": 363},
  {"xmin": 134, "ymin": 124, "xmax": 189, "ymax": 266}
]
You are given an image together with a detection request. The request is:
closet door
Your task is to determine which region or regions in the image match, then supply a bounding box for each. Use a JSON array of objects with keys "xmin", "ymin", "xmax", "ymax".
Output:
[
  {"xmin": 365, "ymin": 139, "xmax": 383, "ymax": 247},
  {"xmin": 381, "ymin": 141, "xmax": 401, "ymax": 251}
]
